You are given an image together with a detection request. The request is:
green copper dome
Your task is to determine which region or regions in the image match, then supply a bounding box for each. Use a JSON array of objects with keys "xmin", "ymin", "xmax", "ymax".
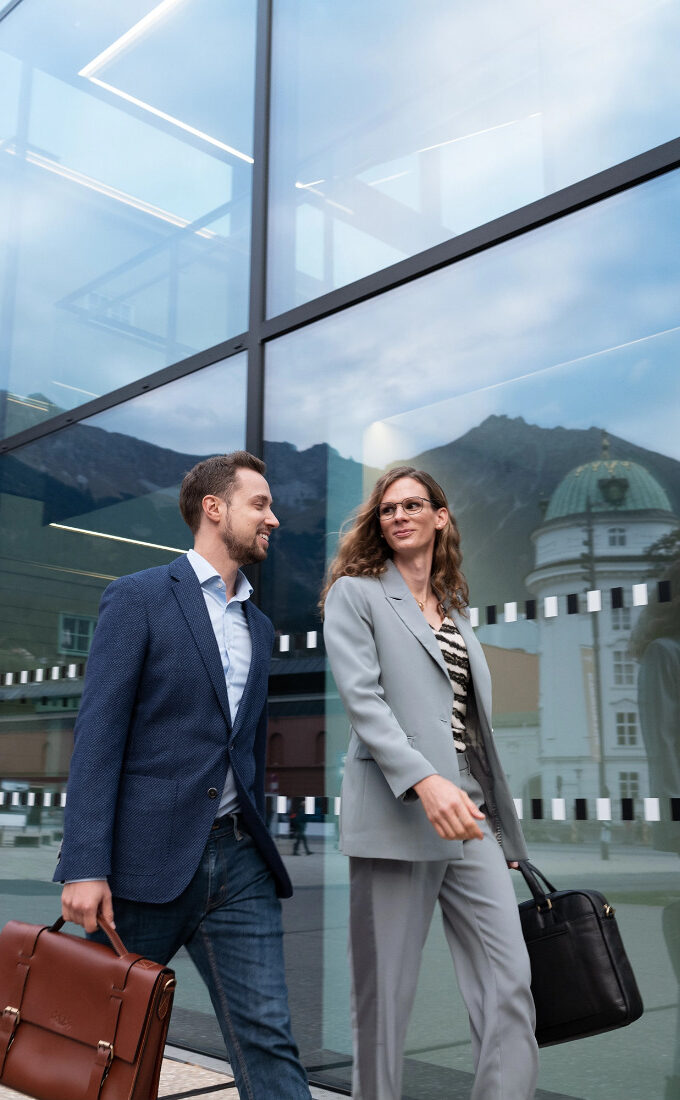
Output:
[{"xmin": 545, "ymin": 457, "xmax": 672, "ymax": 520}]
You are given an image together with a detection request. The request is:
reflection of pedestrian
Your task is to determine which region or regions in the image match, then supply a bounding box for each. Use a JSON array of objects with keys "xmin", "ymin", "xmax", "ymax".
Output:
[
  {"xmin": 289, "ymin": 798, "xmax": 311, "ymax": 854},
  {"xmin": 630, "ymin": 558, "xmax": 680, "ymax": 1099}
]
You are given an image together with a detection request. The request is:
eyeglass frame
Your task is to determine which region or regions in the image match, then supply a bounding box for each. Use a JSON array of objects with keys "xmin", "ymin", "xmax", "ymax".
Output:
[{"xmin": 375, "ymin": 496, "xmax": 439, "ymax": 520}]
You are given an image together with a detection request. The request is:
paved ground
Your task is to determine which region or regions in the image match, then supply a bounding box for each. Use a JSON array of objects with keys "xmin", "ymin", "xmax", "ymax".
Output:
[
  {"xmin": 0, "ymin": 1050, "xmax": 346, "ymax": 1098},
  {"xmin": 1, "ymin": 832, "xmax": 678, "ymax": 1098}
]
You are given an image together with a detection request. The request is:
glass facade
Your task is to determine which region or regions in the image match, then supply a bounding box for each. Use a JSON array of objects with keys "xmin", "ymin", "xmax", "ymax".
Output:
[
  {"xmin": 267, "ymin": 0, "xmax": 680, "ymax": 314},
  {"xmin": 1, "ymin": 3, "xmax": 678, "ymax": 1098},
  {"xmin": 0, "ymin": 0, "xmax": 255, "ymax": 438}
]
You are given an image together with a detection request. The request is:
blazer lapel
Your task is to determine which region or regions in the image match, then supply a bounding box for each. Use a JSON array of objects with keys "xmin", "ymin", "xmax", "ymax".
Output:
[
  {"xmin": 379, "ymin": 560, "xmax": 450, "ymax": 680},
  {"xmin": 169, "ymin": 555, "xmax": 232, "ymax": 728},
  {"xmin": 451, "ymin": 608, "xmax": 492, "ymax": 734}
]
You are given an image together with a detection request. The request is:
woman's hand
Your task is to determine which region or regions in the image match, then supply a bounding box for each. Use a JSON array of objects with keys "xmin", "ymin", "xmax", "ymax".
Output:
[{"xmin": 413, "ymin": 774, "xmax": 485, "ymax": 840}]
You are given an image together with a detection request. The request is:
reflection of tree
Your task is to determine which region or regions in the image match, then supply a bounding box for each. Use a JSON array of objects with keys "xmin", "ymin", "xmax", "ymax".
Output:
[{"xmin": 643, "ymin": 526, "xmax": 680, "ymax": 575}]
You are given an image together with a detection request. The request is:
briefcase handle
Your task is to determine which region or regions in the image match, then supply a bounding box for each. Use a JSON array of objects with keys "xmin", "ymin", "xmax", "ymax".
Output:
[
  {"xmin": 517, "ymin": 860, "xmax": 558, "ymax": 907},
  {"xmin": 49, "ymin": 915, "xmax": 130, "ymax": 958}
]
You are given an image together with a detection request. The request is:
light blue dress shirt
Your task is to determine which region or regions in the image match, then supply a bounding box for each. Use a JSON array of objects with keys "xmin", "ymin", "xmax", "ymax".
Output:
[{"xmin": 187, "ymin": 549, "xmax": 253, "ymax": 816}]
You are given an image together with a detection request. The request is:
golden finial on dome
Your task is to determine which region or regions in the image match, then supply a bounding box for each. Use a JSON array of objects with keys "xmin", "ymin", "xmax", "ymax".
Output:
[{"xmin": 601, "ymin": 432, "xmax": 610, "ymax": 459}]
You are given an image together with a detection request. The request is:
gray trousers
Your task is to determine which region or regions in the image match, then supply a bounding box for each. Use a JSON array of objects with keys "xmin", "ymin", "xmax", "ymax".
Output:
[{"xmin": 348, "ymin": 761, "xmax": 539, "ymax": 1100}]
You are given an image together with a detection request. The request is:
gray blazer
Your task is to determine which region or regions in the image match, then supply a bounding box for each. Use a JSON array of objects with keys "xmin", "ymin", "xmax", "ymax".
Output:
[{"xmin": 324, "ymin": 560, "xmax": 528, "ymax": 862}]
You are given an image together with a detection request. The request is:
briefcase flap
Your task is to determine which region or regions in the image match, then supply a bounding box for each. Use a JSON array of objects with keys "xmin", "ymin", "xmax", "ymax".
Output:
[
  {"xmin": 0, "ymin": 921, "xmax": 171, "ymax": 1065},
  {"xmin": 519, "ymin": 887, "xmax": 609, "ymax": 935}
]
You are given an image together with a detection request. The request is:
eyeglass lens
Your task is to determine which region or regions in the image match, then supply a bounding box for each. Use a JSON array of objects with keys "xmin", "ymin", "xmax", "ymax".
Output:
[{"xmin": 379, "ymin": 497, "xmax": 428, "ymax": 518}]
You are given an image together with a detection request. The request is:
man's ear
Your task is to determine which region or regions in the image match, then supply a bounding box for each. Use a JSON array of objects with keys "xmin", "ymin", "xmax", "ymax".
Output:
[{"xmin": 201, "ymin": 494, "xmax": 224, "ymax": 524}]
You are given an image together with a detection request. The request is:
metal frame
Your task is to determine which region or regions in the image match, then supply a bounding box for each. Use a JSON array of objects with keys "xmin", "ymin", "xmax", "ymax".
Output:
[
  {"xmin": 0, "ymin": 0, "xmax": 25, "ymax": 24},
  {"xmin": 1, "ymin": 0, "xmax": 679, "ymax": 468}
]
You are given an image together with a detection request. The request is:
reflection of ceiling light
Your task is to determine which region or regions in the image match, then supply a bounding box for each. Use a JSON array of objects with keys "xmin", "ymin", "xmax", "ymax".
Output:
[
  {"xmin": 367, "ymin": 171, "xmax": 411, "ymax": 187},
  {"xmin": 79, "ymin": 0, "xmax": 188, "ymax": 77},
  {"xmin": 4, "ymin": 146, "xmax": 217, "ymax": 237},
  {"xmin": 85, "ymin": 77, "xmax": 253, "ymax": 163},
  {"xmin": 295, "ymin": 179, "xmax": 326, "ymax": 189},
  {"xmin": 52, "ymin": 381, "xmax": 99, "ymax": 398},
  {"xmin": 417, "ymin": 112, "xmax": 542, "ymax": 155},
  {"xmin": 294, "ymin": 182, "xmax": 353, "ymax": 216},
  {"xmin": 50, "ymin": 523, "xmax": 186, "ymax": 554},
  {"xmin": 79, "ymin": 0, "xmax": 253, "ymax": 164},
  {"xmin": 7, "ymin": 395, "xmax": 50, "ymax": 411}
]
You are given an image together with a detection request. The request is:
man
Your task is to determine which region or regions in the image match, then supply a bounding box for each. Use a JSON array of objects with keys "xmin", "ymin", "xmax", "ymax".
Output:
[{"xmin": 55, "ymin": 452, "xmax": 312, "ymax": 1099}]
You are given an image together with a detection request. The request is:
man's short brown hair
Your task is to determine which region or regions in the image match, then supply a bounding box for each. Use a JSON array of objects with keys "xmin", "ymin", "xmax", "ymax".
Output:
[{"xmin": 179, "ymin": 452, "xmax": 266, "ymax": 534}]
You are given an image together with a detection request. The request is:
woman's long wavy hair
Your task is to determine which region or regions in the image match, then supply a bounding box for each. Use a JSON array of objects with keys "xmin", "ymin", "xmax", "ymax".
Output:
[{"xmin": 319, "ymin": 466, "xmax": 469, "ymax": 614}]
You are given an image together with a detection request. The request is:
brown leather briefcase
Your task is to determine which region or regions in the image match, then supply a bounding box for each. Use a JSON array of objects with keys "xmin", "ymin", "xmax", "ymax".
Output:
[{"xmin": 0, "ymin": 915, "xmax": 176, "ymax": 1100}]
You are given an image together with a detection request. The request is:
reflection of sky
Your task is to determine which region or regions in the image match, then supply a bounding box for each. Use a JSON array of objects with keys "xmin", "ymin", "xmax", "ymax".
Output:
[
  {"xmin": 84, "ymin": 353, "xmax": 247, "ymax": 455},
  {"xmin": 269, "ymin": 0, "xmax": 680, "ymax": 312},
  {"xmin": 0, "ymin": 0, "xmax": 255, "ymax": 417},
  {"xmin": 265, "ymin": 169, "xmax": 680, "ymax": 463}
]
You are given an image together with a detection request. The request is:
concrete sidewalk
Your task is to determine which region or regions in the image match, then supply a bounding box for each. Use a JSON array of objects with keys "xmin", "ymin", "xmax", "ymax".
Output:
[{"xmin": 0, "ymin": 1049, "xmax": 347, "ymax": 1099}]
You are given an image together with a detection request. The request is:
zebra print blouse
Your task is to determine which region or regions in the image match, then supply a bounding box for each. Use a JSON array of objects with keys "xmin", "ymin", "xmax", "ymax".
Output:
[{"xmin": 431, "ymin": 615, "xmax": 470, "ymax": 753}]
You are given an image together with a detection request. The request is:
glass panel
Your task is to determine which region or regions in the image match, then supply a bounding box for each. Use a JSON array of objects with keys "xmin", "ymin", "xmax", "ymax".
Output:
[
  {"xmin": 262, "ymin": 172, "xmax": 680, "ymax": 1096},
  {"xmin": 0, "ymin": 353, "xmax": 246, "ymax": 1049},
  {"xmin": 0, "ymin": 0, "xmax": 255, "ymax": 439},
  {"xmin": 268, "ymin": 0, "xmax": 680, "ymax": 314}
]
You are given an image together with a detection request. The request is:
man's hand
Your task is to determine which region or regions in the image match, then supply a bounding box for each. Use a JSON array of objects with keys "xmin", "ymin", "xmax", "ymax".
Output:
[
  {"xmin": 413, "ymin": 774, "xmax": 485, "ymax": 840},
  {"xmin": 61, "ymin": 880, "xmax": 114, "ymax": 934}
]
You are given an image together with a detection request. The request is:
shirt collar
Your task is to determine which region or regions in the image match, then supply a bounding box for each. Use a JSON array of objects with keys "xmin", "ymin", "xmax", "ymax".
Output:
[{"xmin": 187, "ymin": 548, "xmax": 253, "ymax": 603}]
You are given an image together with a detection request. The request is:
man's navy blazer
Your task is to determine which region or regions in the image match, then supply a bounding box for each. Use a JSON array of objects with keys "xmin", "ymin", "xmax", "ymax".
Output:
[{"xmin": 54, "ymin": 553, "xmax": 292, "ymax": 901}]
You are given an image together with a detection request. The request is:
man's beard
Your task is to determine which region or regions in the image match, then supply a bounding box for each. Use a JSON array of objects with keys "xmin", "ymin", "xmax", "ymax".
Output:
[{"xmin": 221, "ymin": 523, "xmax": 266, "ymax": 566}]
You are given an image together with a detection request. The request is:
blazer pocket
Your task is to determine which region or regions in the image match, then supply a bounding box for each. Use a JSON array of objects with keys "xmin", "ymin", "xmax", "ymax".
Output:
[
  {"xmin": 355, "ymin": 734, "xmax": 415, "ymax": 759},
  {"xmin": 354, "ymin": 740, "xmax": 375, "ymax": 760},
  {"xmin": 113, "ymin": 773, "xmax": 177, "ymax": 873}
]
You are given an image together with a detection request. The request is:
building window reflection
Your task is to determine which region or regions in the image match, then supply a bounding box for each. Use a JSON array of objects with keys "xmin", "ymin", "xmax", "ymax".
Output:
[
  {"xmin": 58, "ymin": 614, "xmax": 96, "ymax": 657},
  {"xmin": 616, "ymin": 711, "xmax": 638, "ymax": 746},
  {"xmin": 619, "ymin": 770, "xmax": 640, "ymax": 800},
  {"xmin": 608, "ymin": 526, "xmax": 627, "ymax": 546},
  {"xmin": 613, "ymin": 648, "xmax": 635, "ymax": 686},
  {"xmin": 611, "ymin": 606, "xmax": 632, "ymax": 631}
]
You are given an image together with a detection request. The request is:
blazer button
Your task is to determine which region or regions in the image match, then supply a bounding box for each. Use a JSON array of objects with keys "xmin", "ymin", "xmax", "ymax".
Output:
[{"xmin": 207, "ymin": 787, "xmax": 218, "ymax": 799}]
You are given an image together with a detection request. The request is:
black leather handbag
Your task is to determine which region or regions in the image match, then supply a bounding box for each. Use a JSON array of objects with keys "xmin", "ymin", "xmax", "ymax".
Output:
[{"xmin": 517, "ymin": 860, "xmax": 644, "ymax": 1047}]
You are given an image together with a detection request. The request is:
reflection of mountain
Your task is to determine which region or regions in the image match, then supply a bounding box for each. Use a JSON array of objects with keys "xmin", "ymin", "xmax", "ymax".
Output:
[
  {"xmin": 3, "ymin": 411, "xmax": 678, "ymax": 631},
  {"xmin": 261, "ymin": 442, "xmax": 363, "ymax": 632},
  {"xmin": 262, "ymin": 416, "xmax": 680, "ymax": 630},
  {"xmin": 0, "ymin": 417, "xmax": 203, "ymax": 546}
]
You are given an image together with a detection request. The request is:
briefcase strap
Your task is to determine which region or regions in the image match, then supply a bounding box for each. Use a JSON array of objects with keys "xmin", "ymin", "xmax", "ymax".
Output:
[
  {"xmin": 0, "ymin": 1004, "xmax": 22, "ymax": 1075},
  {"xmin": 0, "ymin": 939, "xmax": 34, "ymax": 1075},
  {"xmin": 87, "ymin": 1039, "xmax": 115, "ymax": 1100},
  {"xmin": 517, "ymin": 860, "xmax": 558, "ymax": 908}
]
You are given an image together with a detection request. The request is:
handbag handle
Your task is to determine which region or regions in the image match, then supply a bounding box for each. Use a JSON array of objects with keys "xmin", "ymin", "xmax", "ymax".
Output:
[
  {"xmin": 49, "ymin": 915, "xmax": 130, "ymax": 958},
  {"xmin": 517, "ymin": 860, "xmax": 558, "ymax": 907}
]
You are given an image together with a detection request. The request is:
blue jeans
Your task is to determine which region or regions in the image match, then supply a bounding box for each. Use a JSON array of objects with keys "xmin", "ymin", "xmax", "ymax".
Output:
[{"xmin": 92, "ymin": 815, "xmax": 311, "ymax": 1100}]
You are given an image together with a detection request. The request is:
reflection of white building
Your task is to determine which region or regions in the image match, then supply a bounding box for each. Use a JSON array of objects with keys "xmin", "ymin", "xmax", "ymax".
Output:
[{"xmin": 525, "ymin": 444, "xmax": 677, "ymax": 807}]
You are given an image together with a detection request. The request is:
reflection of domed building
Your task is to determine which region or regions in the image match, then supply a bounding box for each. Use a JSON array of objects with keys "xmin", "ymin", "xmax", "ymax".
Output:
[{"xmin": 524, "ymin": 439, "xmax": 677, "ymax": 808}]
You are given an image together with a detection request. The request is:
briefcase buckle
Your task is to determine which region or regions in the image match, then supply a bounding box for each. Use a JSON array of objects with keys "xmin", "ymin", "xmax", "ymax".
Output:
[
  {"xmin": 603, "ymin": 903, "xmax": 616, "ymax": 918},
  {"xmin": 98, "ymin": 1040, "xmax": 114, "ymax": 1080},
  {"xmin": 536, "ymin": 898, "xmax": 552, "ymax": 913},
  {"xmin": 2, "ymin": 1007, "xmax": 20, "ymax": 1050}
]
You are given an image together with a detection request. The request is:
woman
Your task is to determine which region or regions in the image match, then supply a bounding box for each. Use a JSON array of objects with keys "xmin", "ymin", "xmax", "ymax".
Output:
[{"xmin": 321, "ymin": 466, "xmax": 538, "ymax": 1100}]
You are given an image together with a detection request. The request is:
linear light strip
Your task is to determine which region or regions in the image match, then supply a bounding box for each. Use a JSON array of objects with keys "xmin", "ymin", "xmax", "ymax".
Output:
[
  {"xmin": 85, "ymin": 77, "xmax": 254, "ymax": 164},
  {"xmin": 79, "ymin": 0, "xmax": 188, "ymax": 78},
  {"xmin": 5, "ymin": 147, "xmax": 217, "ymax": 238},
  {"xmin": 49, "ymin": 523, "xmax": 186, "ymax": 553}
]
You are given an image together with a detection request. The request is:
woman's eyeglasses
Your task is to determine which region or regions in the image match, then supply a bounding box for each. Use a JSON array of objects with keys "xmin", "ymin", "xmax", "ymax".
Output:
[{"xmin": 376, "ymin": 496, "xmax": 436, "ymax": 519}]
